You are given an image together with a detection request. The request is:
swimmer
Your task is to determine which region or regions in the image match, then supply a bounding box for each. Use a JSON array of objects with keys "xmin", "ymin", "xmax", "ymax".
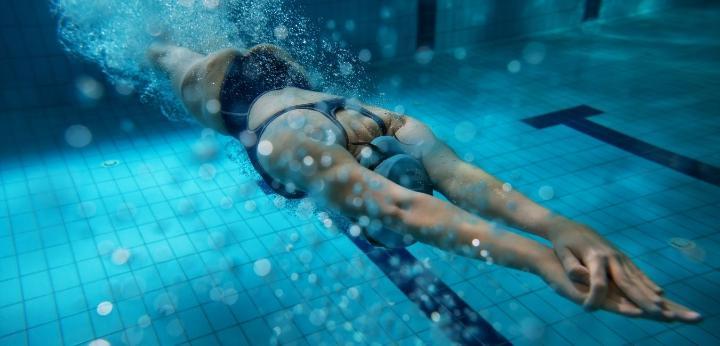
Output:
[{"xmin": 147, "ymin": 42, "xmax": 701, "ymax": 323}]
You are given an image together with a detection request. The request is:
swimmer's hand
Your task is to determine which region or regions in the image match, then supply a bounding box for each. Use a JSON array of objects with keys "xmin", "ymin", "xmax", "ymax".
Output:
[
  {"xmin": 545, "ymin": 221, "xmax": 702, "ymax": 322},
  {"xmin": 533, "ymin": 246, "xmax": 702, "ymax": 323}
]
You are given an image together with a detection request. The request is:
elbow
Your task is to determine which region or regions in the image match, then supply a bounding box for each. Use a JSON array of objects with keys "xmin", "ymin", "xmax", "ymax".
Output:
[{"xmin": 377, "ymin": 190, "xmax": 429, "ymax": 229}]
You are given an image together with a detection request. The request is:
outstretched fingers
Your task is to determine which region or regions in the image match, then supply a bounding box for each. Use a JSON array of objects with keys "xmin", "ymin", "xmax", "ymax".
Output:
[
  {"xmin": 626, "ymin": 260, "xmax": 663, "ymax": 294},
  {"xmin": 608, "ymin": 256, "xmax": 664, "ymax": 316},
  {"xmin": 583, "ymin": 253, "xmax": 609, "ymax": 310},
  {"xmin": 555, "ymin": 246, "xmax": 589, "ymax": 283},
  {"xmin": 659, "ymin": 299, "xmax": 703, "ymax": 323}
]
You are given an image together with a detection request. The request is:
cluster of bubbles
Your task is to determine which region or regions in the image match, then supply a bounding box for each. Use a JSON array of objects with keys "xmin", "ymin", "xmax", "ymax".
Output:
[{"xmin": 52, "ymin": 0, "xmax": 370, "ymax": 122}]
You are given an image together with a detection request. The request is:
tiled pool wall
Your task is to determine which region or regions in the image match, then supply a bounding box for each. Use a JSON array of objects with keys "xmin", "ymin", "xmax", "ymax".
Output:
[{"xmin": 2, "ymin": 0, "xmax": 714, "ymax": 113}]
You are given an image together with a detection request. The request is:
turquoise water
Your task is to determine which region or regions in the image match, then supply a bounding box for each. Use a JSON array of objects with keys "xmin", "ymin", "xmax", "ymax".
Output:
[{"xmin": 2, "ymin": 1, "xmax": 720, "ymax": 345}]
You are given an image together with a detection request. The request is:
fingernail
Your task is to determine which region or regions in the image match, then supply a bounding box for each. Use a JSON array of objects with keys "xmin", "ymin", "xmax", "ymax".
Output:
[{"xmin": 687, "ymin": 311, "xmax": 702, "ymax": 320}]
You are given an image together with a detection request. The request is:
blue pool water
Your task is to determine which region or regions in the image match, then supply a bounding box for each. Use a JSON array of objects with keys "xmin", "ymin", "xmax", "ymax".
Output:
[{"xmin": 2, "ymin": 1, "xmax": 720, "ymax": 345}]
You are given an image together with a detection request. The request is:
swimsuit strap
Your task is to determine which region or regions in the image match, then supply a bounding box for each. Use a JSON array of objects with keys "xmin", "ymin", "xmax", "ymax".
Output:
[{"xmin": 251, "ymin": 97, "xmax": 351, "ymax": 148}]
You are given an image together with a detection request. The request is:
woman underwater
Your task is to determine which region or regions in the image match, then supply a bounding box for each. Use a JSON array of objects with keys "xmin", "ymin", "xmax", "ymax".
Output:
[{"xmin": 147, "ymin": 42, "xmax": 701, "ymax": 323}]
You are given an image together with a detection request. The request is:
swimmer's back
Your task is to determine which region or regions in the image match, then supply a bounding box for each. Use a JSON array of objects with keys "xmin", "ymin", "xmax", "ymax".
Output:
[{"xmin": 246, "ymin": 87, "xmax": 406, "ymax": 158}]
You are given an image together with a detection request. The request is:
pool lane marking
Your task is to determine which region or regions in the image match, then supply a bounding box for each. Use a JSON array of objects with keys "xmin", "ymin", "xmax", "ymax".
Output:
[
  {"xmin": 522, "ymin": 105, "xmax": 720, "ymax": 187},
  {"xmin": 333, "ymin": 216, "xmax": 511, "ymax": 346}
]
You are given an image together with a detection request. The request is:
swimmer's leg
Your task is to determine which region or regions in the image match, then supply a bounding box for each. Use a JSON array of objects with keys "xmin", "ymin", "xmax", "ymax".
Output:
[
  {"xmin": 147, "ymin": 43, "xmax": 241, "ymax": 133},
  {"xmin": 147, "ymin": 43, "xmax": 204, "ymax": 95}
]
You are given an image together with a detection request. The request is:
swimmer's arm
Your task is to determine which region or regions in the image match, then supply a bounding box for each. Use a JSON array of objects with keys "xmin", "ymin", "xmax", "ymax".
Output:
[
  {"xmin": 392, "ymin": 116, "xmax": 569, "ymax": 238},
  {"xmin": 393, "ymin": 117, "xmax": 694, "ymax": 318},
  {"xmin": 257, "ymin": 125, "xmax": 556, "ymax": 275}
]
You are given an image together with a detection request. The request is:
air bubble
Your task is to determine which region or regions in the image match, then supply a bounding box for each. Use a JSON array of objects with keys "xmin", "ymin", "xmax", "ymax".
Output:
[
  {"xmin": 522, "ymin": 42, "xmax": 546, "ymax": 65},
  {"xmin": 88, "ymin": 339, "xmax": 110, "ymax": 346},
  {"xmin": 65, "ymin": 125, "xmax": 93, "ymax": 148},
  {"xmin": 244, "ymin": 200, "xmax": 257, "ymax": 212},
  {"xmin": 303, "ymin": 156, "xmax": 314, "ymax": 166},
  {"xmin": 502, "ymin": 183, "xmax": 512, "ymax": 192},
  {"xmin": 258, "ymin": 140, "xmax": 274, "ymax": 156},
  {"xmin": 358, "ymin": 49, "xmax": 372, "ymax": 62},
  {"xmin": 254, "ymin": 258, "xmax": 272, "ymax": 277},
  {"xmin": 222, "ymin": 288, "xmax": 239, "ymax": 305},
  {"xmin": 274, "ymin": 25, "xmax": 289, "ymax": 40},
  {"xmin": 538, "ymin": 186, "xmax": 555, "ymax": 200},
  {"xmin": 320, "ymin": 154, "xmax": 333, "ymax": 167},
  {"xmin": 273, "ymin": 196, "xmax": 286, "ymax": 209},
  {"xmin": 347, "ymin": 287, "xmax": 359, "ymax": 299},
  {"xmin": 454, "ymin": 121, "xmax": 477, "ymax": 143},
  {"xmin": 454, "ymin": 47, "xmax": 467, "ymax": 60},
  {"xmin": 111, "ymin": 248, "xmax": 131, "ymax": 265},
  {"xmin": 97, "ymin": 301, "xmax": 114, "ymax": 316},
  {"xmin": 202, "ymin": 0, "xmax": 219, "ymax": 9},
  {"xmin": 137, "ymin": 315, "xmax": 152, "ymax": 328},
  {"xmin": 75, "ymin": 76, "xmax": 104, "ymax": 100},
  {"xmin": 348, "ymin": 224, "xmax": 362, "ymax": 237},
  {"xmin": 339, "ymin": 62, "xmax": 354, "ymax": 76},
  {"xmin": 309, "ymin": 308, "xmax": 327, "ymax": 326},
  {"xmin": 205, "ymin": 99, "xmax": 221, "ymax": 114},
  {"xmin": 298, "ymin": 250, "xmax": 313, "ymax": 264},
  {"xmin": 415, "ymin": 47, "xmax": 434, "ymax": 65},
  {"xmin": 431, "ymin": 311, "xmax": 441, "ymax": 322},
  {"xmin": 219, "ymin": 196, "xmax": 234, "ymax": 209},
  {"xmin": 198, "ymin": 163, "xmax": 217, "ymax": 180},
  {"xmin": 178, "ymin": 0, "xmax": 194, "ymax": 8},
  {"xmin": 507, "ymin": 60, "xmax": 522, "ymax": 73}
]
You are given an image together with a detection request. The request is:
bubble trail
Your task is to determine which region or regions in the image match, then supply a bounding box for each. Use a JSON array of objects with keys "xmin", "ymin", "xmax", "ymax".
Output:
[{"xmin": 51, "ymin": 0, "xmax": 370, "ymax": 123}]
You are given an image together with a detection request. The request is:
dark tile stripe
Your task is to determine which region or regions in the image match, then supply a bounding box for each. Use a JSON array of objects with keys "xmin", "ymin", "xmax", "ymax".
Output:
[
  {"xmin": 337, "ymin": 217, "xmax": 511, "ymax": 346},
  {"xmin": 583, "ymin": 0, "xmax": 603, "ymax": 21},
  {"xmin": 417, "ymin": 0, "xmax": 438, "ymax": 49},
  {"xmin": 523, "ymin": 105, "xmax": 720, "ymax": 187},
  {"xmin": 522, "ymin": 105, "xmax": 603, "ymax": 129}
]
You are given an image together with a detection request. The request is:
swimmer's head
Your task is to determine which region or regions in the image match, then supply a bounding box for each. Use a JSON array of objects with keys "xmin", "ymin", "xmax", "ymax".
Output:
[{"xmin": 222, "ymin": 44, "xmax": 311, "ymax": 113}]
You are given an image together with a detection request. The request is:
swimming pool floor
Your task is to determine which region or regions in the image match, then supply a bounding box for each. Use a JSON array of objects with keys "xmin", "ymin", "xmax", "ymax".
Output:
[{"xmin": 1, "ymin": 5, "xmax": 720, "ymax": 346}]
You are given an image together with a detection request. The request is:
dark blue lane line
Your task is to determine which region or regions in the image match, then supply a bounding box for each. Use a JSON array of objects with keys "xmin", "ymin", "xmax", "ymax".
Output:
[
  {"xmin": 523, "ymin": 105, "xmax": 720, "ymax": 187},
  {"xmin": 334, "ymin": 217, "xmax": 511, "ymax": 346}
]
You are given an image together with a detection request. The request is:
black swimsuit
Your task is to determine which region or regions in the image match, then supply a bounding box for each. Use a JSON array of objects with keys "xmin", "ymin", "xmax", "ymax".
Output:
[{"xmin": 220, "ymin": 58, "xmax": 388, "ymax": 198}]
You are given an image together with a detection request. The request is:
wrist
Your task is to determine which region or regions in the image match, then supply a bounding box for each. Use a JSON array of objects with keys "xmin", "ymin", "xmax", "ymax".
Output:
[
  {"xmin": 545, "ymin": 217, "xmax": 581, "ymax": 241},
  {"xmin": 527, "ymin": 245, "xmax": 554, "ymax": 276}
]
